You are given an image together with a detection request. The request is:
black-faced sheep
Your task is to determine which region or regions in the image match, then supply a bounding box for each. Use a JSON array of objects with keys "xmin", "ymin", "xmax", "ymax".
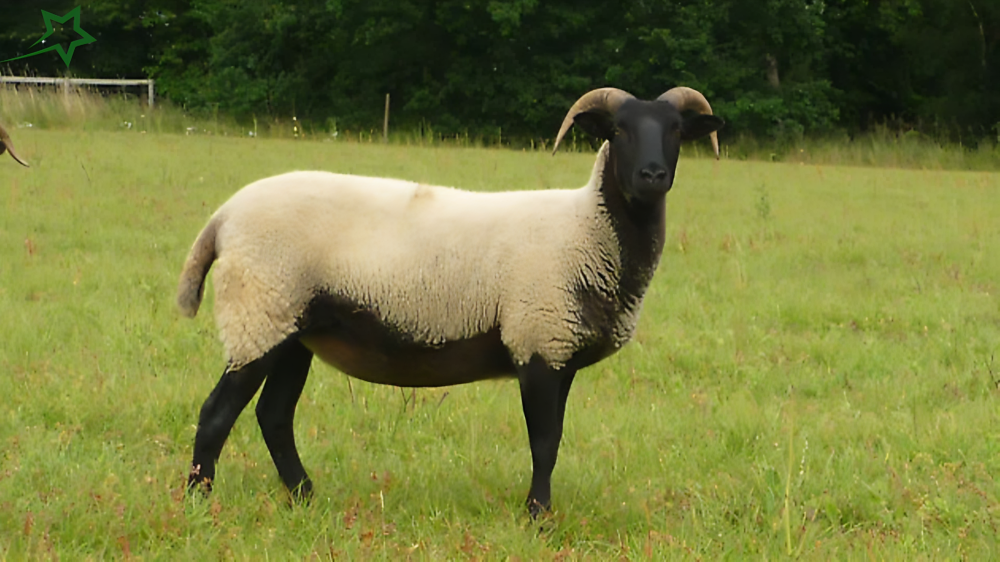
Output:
[
  {"xmin": 0, "ymin": 122, "xmax": 29, "ymax": 166},
  {"xmin": 178, "ymin": 86, "xmax": 724, "ymax": 516}
]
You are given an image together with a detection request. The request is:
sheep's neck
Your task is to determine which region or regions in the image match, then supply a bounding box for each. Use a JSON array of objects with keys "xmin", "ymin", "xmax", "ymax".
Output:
[{"xmin": 598, "ymin": 152, "xmax": 667, "ymax": 300}]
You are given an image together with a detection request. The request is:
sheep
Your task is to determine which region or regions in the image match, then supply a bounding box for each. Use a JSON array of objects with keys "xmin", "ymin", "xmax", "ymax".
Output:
[
  {"xmin": 178, "ymin": 86, "xmax": 724, "ymax": 515},
  {"xmin": 0, "ymin": 122, "xmax": 29, "ymax": 166}
]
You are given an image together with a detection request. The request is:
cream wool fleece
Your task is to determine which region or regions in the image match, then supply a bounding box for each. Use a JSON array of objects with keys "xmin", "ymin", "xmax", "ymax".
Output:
[{"xmin": 178, "ymin": 143, "xmax": 644, "ymax": 371}]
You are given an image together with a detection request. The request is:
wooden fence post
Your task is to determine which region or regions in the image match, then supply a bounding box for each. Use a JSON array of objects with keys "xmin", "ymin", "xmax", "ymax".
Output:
[{"xmin": 383, "ymin": 93, "xmax": 390, "ymax": 143}]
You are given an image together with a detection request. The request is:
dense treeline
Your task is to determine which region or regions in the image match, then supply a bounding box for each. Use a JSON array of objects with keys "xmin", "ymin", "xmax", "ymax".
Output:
[{"xmin": 2, "ymin": 0, "xmax": 998, "ymax": 145}]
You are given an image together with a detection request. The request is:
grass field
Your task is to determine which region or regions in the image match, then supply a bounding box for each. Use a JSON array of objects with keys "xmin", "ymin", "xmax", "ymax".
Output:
[{"xmin": 1, "ymin": 128, "xmax": 999, "ymax": 560}]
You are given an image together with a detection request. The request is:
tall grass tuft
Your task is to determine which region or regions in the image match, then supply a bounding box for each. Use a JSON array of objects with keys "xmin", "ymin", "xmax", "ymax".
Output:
[
  {"xmin": 2, "ymin": 83, "xmax": 998, "ymax": 170},
  {"xmin": 720, "ymin": 125, "xmax": 1000, "ymax": 171},
  {"xmin": 2, "ymin": 85, "xmax": 270, "ymax": 138}
]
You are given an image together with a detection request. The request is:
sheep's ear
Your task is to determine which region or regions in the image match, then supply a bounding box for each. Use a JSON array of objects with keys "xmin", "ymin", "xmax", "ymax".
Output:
[
  {"xmin": 573, "ymin": 111, "xmax": 616, "ymax": 141},
  {"xmin": 680, "ymin": 114, "xmax": 724, "ymax": 142}
]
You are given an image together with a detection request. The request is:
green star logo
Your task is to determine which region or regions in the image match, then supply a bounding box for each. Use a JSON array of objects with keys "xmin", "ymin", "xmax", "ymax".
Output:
[{"xmin": 1, "ymin": 7, "xmax": 96, "ymax": 68}]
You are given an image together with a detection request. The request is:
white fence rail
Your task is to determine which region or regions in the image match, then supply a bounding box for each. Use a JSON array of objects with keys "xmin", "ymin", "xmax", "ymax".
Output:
[{"xmin": 0, "ymin": 76, "xmax": 155, "ymax": 107}]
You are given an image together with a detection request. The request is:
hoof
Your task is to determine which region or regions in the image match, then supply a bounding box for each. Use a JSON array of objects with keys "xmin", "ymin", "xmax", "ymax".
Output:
[
  {"xmin": 288, "ymin": 480, "xmax": 314, "ymax": 505},
  {"xmin": 186, "ymin": 464, "xmax": 213, "ymax": 495},
  {"xmin": 526, "ymin": 497, "xmax": 549, "ymax": 519}
]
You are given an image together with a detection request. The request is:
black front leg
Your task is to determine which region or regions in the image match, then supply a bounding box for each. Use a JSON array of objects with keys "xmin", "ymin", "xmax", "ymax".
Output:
[{"xmin": 517, "ymin": 356, "xmax": 577, "ymax": 517}]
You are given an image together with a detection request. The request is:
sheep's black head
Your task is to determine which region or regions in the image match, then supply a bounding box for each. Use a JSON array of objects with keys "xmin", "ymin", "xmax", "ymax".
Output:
[{"xmin": 552, "ymin": 87, "xmax": 723, "ymax": 202}]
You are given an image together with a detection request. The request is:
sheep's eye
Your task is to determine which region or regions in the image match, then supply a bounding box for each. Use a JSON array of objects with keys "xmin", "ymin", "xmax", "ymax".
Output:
[{"xmin": 614, "ymin": 126, "xmax": 628, "ymax": 138}]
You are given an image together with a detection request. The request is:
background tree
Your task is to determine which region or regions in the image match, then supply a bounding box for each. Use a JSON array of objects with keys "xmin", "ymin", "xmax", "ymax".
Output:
[{"xmin": 1, "ymin": 0, "xmax": 997, "ymax": 145}]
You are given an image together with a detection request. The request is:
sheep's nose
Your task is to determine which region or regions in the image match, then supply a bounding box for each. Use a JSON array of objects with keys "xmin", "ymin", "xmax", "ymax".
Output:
[{"xmin": 639, "ymin": 166, "xmax": 667, "ymax": 183}]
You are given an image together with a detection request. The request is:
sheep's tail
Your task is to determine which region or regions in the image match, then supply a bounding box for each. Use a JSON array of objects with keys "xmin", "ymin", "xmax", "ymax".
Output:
[{"xmin": 177, "ymin": 215, "xmax": 221, "ymax": 318}]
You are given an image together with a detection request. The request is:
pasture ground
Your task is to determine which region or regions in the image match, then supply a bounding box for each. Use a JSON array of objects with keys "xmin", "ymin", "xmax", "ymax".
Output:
[{"xmin": 1, "ymin": 130, "xmax": 999, "ymax": 559}]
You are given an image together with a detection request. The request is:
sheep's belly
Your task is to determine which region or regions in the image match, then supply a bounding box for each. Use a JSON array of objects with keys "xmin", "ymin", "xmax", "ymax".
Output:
[{"xmin": 300, "ymin": 328, "xmax": 516, "ymax": 387}]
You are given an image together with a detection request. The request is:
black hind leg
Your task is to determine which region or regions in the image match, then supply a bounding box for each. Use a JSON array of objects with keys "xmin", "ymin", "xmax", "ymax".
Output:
[
  {"xmin": 254, "ymin": 340, "xmax": 314, "ymax": 500},
  {"xmin": 188, "ymin": 358, "xmax": 268, "ymax": 492}
]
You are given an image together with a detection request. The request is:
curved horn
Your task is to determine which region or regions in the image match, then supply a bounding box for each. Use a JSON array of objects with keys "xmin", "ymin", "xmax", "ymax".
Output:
[
  {"xmin": 657, "ymin": 86, "xmax": 720, "ymax": 159},
  {"xmin": 552, "ymin": 87, "xmax": 635, "ymax": 155},
  {"xmin": 0, "ymin": 123, "xmax": 29, "ymax": 167}
]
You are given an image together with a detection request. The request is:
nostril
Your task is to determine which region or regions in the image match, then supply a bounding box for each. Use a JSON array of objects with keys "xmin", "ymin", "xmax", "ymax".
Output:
[{"xmin": 640, "ymin": 168, "xmax": 667, "ymax": 182}]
